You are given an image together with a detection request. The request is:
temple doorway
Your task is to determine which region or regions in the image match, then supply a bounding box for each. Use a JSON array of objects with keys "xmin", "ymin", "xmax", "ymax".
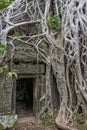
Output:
[{"xmin": 16, "ymin": 78, "xmax": 34, "ymax": 117}]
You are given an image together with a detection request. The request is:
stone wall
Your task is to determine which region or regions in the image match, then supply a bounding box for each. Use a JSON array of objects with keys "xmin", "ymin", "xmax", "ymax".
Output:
[
  {"xmin": 0, "ymin": 62, "xmax": 59, "ymax": 115},
  {"xmin": 0, "ymin": 75, "xmax": 12, "ymax": 114},
  {"xmin": 0, "ymin": 42, "xmax": 59, "ymax": 116},
  {"xmin": 12, "ymin": 42, "xmax": 48, "ymax": 63},
  {"xmin": 13, "ymin": 63, "xmax": 45, "ymax": 74}
]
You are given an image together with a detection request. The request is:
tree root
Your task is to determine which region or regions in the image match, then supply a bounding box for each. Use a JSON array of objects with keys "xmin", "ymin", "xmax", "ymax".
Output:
[{"xmin": 55, "ymin": 118, "xmax": 78, "ymax": 130}]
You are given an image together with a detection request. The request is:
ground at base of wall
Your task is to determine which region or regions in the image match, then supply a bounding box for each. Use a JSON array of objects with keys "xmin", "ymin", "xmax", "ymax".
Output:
[{"xmin": 9, "ymin": 116, "xmax": 58, "ymax": 130}]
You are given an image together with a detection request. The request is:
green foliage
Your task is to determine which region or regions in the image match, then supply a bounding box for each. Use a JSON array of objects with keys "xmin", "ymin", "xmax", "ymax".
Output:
[
  {"xmin": 0, "ymin": 65, "xmax": 18, "ymax": 79},
  {"xmin": 0, "ymin": 115, "xmax": 18, "ymax": 129},
  {"xmin": 42, "ymin": 113, "xmax": 56, "ymax": 126},
  {"xmin": 73, "ymin": 115, "xmax": 85, "ymax": 130},
  {"xmin": 0, "ymin": 43, "xmax": 17, "ymax": 78},
  {"xmin": 14, "ymin": 31, "xmax": 25, "ymax": 37},
  {"xmin": 0, "ymin": 65, "xmax": 8, "ymax": 73},
  {"xmin": 0, "ymin": 44, "xmax": 7, "ymax": 55},
  {"xmin": 0, "ymin": 124, "xmax": 4, "ymax": 130},
  {"xmin": 47, "ymin": 15, "xmax": 62, "ymax": 32},
  {"xmin": 12, "ymin": 120, "xmax": 18, "ymax": 128},
  {"xmin": 7, "ymin": 70, "xmax": 18, "ymax": 79},
  {"xmin": 0, "ymin": 44, "xmax": 8, "ymax": 74},
  {"xmin": 0, "ymin": 0, "xmax": 13, "ymax": 9}
]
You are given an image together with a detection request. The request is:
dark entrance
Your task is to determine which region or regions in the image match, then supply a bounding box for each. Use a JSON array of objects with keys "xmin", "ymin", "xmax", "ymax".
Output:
[{"xmin": 16, "ymin": 78, "xmax": 33, "ymax": 117}]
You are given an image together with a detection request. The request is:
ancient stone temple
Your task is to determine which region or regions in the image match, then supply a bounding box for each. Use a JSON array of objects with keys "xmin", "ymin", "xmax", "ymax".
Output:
[
  {"xmin": 0, "ymin": 43, "xmax": 59, "ymax": 119},
  {"xmin": 0, "ymin": 24, "xmax": 59, "ymax": 120},
  {"xmin": 0, "ymin": 0, "xmax": 60, "ymax": 128}
]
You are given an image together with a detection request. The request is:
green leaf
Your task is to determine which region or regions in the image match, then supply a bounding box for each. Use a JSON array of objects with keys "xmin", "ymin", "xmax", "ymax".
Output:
[
  {"xmin": 7, "ymin": 71, "xmax": 18, "ymax": 79},
  {"xmin": 0, "ymin": 65, "xmax": 8, "ymax": 73}
]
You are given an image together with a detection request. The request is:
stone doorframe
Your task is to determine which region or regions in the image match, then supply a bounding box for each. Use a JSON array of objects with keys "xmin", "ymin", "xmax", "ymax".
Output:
[{"xmin": 12, "ymin": 74, "xmax": 39, "ymax": 116}]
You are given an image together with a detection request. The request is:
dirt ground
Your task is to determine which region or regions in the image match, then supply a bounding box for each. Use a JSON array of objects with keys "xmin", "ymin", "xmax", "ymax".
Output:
[
  {"xmin": 9, "ymin": 116, "xmax": 58, "ymax": 130},
  {"xmin": 9, "ymin": 103, "xmax": 58, "ymax": 130}
]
